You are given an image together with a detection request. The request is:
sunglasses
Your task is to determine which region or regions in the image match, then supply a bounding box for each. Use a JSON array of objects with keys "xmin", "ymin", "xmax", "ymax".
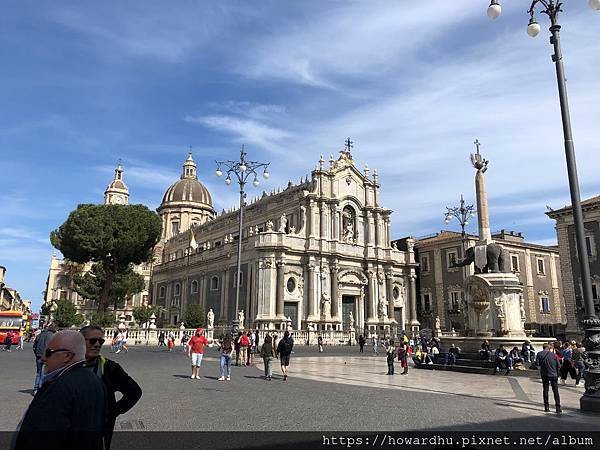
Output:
[
  {"xmin": 45, "ymin": 348, "xmax": 73, "ymax": 358},
  {"xmin": 86, "ymin": 338, "xmax": 105, "ymax": 345}
]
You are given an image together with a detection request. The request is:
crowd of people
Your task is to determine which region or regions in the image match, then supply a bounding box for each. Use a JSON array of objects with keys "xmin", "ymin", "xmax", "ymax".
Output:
[{"xmin": 9, "ymin": 324, "xmax": 589, "ymax": 446}]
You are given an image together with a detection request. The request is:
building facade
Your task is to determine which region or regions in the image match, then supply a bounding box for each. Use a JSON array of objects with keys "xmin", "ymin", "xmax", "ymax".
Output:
[
  {"xmin": 42, "ymin": 163, "xmax": 152, "ymax": 323},
  {"xmin": 547, "ymin": 195, "xmax": 600, "ymax": 337},
  {"xmin": 151, "ymin": 148, "xmax": 418, "ymax": 333},
  {"xmin": 0, "ymin": 265, "xmax": 32, "ymax": 314},
  {"xmin": 400, "ymin": 229, "xmax": 565, "ymax": 337}
]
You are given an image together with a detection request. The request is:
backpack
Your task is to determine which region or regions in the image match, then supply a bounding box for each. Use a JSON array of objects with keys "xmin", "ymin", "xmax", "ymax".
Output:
[{"xmin": 280, "ymin": 338, "xmax": 293, "ymax": 354}]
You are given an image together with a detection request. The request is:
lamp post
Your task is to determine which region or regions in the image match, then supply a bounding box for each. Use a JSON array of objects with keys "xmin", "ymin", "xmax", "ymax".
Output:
[
  {"xmin": 444, "ymin": 194, "xmax": 475, "ymax": 242},
  {"xmin": 487, "ymin": 0, "xmax": 600, "ymax": 412},
  {"xmin": 215, "ymin": 146, "xmax": 270, "ymax": 335}
]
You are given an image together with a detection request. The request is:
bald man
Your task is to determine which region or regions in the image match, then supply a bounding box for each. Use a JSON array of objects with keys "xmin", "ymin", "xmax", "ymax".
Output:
[{"xmin": 14, "ymin": 330, "xmax": 105, "ymax": 450}]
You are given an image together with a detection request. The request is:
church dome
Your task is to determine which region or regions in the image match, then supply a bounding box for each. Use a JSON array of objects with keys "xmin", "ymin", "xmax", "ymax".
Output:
[
  {"xmin": 162, "ymin": 178, "xmax": 212, "ymax": 206},
  {"xmin": 160, "ymin": 152, "xmax": 213, "ymax": 208}
]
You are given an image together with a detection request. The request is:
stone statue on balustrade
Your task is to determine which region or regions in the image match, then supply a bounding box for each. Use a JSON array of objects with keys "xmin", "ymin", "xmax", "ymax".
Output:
[
  {"xmin": 279, "ymin": 213, "xmax": 287, "ymax": 233},
  {"xmin": 349, "ymin": 311, "xmax": 355, "ymax": 330},
  {"xmin": 238, "ymin": 310, "xmax": 245, "ymax": 329},
  {"xmin": 207, "ymin": 309, "xmax": 215, "ymax": 329},
  {"xmin": 321, "ymin": 293, "xmax": 331, "ymax": 319}
]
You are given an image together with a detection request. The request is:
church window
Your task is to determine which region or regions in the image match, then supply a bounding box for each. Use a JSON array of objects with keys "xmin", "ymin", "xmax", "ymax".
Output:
[
  {"xmin": 592, "ymin": 284, "xmax": 598, "ymax": 300},
  {"xmin": 210, "ymin": 276, "xmax": 219, "ymax": 291},
  {"xmin": 172, "ymin": 221, "xmax": 180, "ymax": 236},
  {"xmin": 422, "ymin": 293, "xmax": 431, "ymax": 311},
  {"xmin": 159, "ymin": 287, "xmax": 165, "ymax": 298},
  {"xmin": 287, "ymin": 277, "xmax": 296, "ymax": 293},
  {"xmin": 449, "ymin": 291, "xmax": 460, "ymax": 311},
  {"xmin": 420, "ymin": 255, "xmax": 430, "ymax": 273},
  {"xmin": 537, "ymin": 258, "xmax": 545, "ymax": 275},
  {"xmin": 233, "ymin": 271, "xmax": 243, "ymax": 288},
  {"xmin": 174, "ymin": 283, "xmax": 181, "ymax": 296},
  {"xmin": 447, "ymin": 251, "xmax": 457, "ymax": 269},
  {"xmin": 540, "ymin": 297, "xmax": 550, "ymax": 314},
  {"xmin": 393, "ymin": 287, "xmax": 400, "ymax": 300},
  {"xmin": 191, "ymin": 280, "xmax": 198, "ymax": 294},
  {"xmin": 511, "ymin": 254, "xmax": 520, "ymax": 272}
]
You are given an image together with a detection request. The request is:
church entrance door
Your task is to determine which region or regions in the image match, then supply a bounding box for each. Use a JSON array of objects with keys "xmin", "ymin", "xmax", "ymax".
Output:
[
  {"xmin": 342, "ymin": 296, "xmax": 355, "ymax": 331},
  {"xmin": 284, "ymin": 302, "xmax": 298, "ymax": 329}
]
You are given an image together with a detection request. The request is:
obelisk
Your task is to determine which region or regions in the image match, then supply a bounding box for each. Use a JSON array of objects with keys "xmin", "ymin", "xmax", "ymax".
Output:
[{"xmin": 471, "ymin": 139, "xmax": 492, "ymax": 244}]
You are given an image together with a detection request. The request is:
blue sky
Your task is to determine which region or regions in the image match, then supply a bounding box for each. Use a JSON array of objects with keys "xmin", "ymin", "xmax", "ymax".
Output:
[{"xmin": 1, "ymin": 1, "xmax": 599, "ymax": 311}]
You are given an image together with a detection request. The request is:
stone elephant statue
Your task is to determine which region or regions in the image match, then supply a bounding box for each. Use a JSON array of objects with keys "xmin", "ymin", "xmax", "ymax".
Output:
[{"xmin": 452, "ymin": 242, "xmax": 507, "ymax": 273}]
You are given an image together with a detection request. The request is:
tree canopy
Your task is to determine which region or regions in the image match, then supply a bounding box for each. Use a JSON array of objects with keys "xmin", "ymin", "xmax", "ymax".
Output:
[
  {"xmin": 132, "ymin": 305, "xmax": 157, "ymax": 327},
  {"xmin": 50, "ymin": 204, "xmax": 161, "ymax": 311},
  {"xmin": 53, "ymin": 300, "xmax": 84, "ymax": 328},
  {"xmin": 73, "ymin": 262, "xmax": 145, "ymax": 311},
  {"xmin": 184, "ymin": 304, "xmax": 205, "ymax": 328}
]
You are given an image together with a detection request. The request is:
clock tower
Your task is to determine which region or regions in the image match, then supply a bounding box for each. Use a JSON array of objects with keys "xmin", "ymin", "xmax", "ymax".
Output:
[{"xmin": 104, "ymin": 160, "xmax": 130, "ymax": 205}]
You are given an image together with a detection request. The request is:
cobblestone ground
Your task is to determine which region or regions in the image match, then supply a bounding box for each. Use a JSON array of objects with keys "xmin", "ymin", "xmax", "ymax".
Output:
[{"xmin": 1, "ymin": 343, "xmax": 596, "ymax": 432}]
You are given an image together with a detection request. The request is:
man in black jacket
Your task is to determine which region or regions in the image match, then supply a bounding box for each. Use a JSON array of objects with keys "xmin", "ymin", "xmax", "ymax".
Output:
[
  {"xmin": 81, "ymin": 325, "xmax": 142, "ymax": 449},
  {"xmin": 32, "ymin": 325, "xmax": 55, "ymax": 394},
  {"xmin": 536, "ymin": 343, "xmax": 562, "ymax": 414},
  {"xmin": 15, "ymin": 330, "xmax": 105, "ymax": 450}
]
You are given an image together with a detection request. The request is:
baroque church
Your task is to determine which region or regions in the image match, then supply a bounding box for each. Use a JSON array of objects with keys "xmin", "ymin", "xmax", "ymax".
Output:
[{"xmin": 151, "ymin": 144, "xmax": 419, "ymax": 333}]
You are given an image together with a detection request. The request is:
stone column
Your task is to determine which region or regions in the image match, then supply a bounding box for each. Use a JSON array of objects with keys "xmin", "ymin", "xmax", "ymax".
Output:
[
  {"xmin": 409, "ymin": 271, "xmax": 420, "ymax": 330},
  {"xmin": 308, "ymin": 199, "xmax": 317, "ymax": 238},
  {"xmin": 199, "ymin": 275, "xmax": 206, "ymax": 310},
  {"xmin": 222, "ymin": 268, "xmax": 230, "ymax": 322},
  {"xmin": 330, "ymin": 263, "xmax": 339, "ymax": 319},
  {"xmin": 367, "ymin": 271, "xmax": 377, "ymax": 321},
  {"xmin": 276, "ymin": 261, "xmax": 285, "ymax": 318},
  {"xmin": 386, "ymin": 272, "xmax": 395, "ymax": 320},
  {"xmin": 475, "ymin": 170, "xmax": 492, "ymax": 243},
  {"xmin": 373, "ymin": 212, "xmax": 381, "ymax": 247},
  {"xmin": 306, "ymin": 263, "xmax": 315, "ymax": 319}
]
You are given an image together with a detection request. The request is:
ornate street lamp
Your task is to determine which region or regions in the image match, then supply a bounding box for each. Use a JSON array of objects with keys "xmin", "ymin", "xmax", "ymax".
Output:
[
  {"xmin": 215, "ymin": 146, "xmax": 270, "ymax": 334},
  {"xmin": 444, "ymin": 194, "xmax": 475, "ymax": 241},
  {"xmin": 487, "ymin": 0, "xmax": 600, "ymax": 412}
]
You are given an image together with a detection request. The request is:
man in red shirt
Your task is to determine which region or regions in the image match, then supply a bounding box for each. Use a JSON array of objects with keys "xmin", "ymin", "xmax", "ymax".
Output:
[{"xmin": 187, "ymin": 328, "xmax": 208, "ymax": 379}]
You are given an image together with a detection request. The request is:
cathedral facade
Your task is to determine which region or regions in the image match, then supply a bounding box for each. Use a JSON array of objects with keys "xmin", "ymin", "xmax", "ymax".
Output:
[{"xmin": 151, "ymin": 147, "xmax": 419, "ymax": 333}]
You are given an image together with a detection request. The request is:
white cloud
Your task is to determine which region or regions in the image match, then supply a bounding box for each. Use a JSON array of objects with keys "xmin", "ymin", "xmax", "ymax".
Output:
[{"xmin": 185, "ymin": 115, "xmax": 292, "ymax": 155}]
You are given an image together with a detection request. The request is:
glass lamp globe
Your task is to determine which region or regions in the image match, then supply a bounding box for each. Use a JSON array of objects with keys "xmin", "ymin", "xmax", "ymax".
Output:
[
  {"xmin": 590, "ymin": 0, "xmax": 600, "ymax": 11},
  {"xmin": 225, "ymin": 177, "xmax": 232, "ymax": 185},
  {"xmin": 469, "ymin": 211, "xmax": 475, "ymax": 218},
  {"xmin": 527, "ymin": 18, "xmax": 541, "ymax": 37},
  {"xmin": 239, "ymin": 164, "xmax": 247, "ymax": 172},
  {"xmin": 487, "ymin": 1, "xmax": 501, "ymax": 20},
  {"xmin": 444, "ymin": 218, "xmax": 450, "ymax": 225},
  {"xmin": 215, "ymin": 169, "xmax": 222, "ymax": 177},
  {"xmin": 464, "ymin": 221, "xmax": 469, "ymax": 226},
  {"xmin": 263, "ymin": 169, "xmax": 270, "ymax": 179},
  {"xmin": 253, "ymin": 178, "xmax": 259, "ymax": 187}
]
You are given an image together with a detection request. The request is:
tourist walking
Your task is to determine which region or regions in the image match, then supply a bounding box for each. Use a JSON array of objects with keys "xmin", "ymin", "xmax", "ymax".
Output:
[
  {"xmin": 276, "ymin": 330, "xmax": 294, "ymax": 381},
  {"xmin": 14, "ymin": 330, "xmax": 105, "ymax": 450},
  {"xmin": 120, "ymin": 329, "xmax": 129, "ymax": 353},
  {"xmin": 358, "ymin": 334, "xmax": 365, "ymax": 353},
  {"xmin": 80, "ymin": 326, "xmax": 142, "ymax": 449},
  {"xmin": 317, "ymin": 335, "xmax": 324, "ymax": 353},
  {"xmin": 18, "ymin": 332, "xmax": 25, "ymax": 350},
  {"xmin": 247, "ymin": 330, "xmax": 256, "ymax": 365},
  {"xmin": 372, "ymin": 335, "xmax": 378, "ymax": 355},
  {"xmin": 158, "ymin": 331, "xmax": 166, "ymax": 346},
  {"xmin": 167, "ymin": 332, "xmax": 175, "ymax": 352},
  {"xmin": 218, "ymin": 334, "xmax": 234, "ymax": 381},
  {"xmin": 397, "ymin": 341, "xmax": 408, "ymax": 375},
  {"xmin": 187, "ymin": 328, "xmax": 208, "ymax": 379},
  {"xmin": 260, "ymin": 333, "xmax": 276, "ymax": 380},
  {"xmin": 239, "ymin": 331, "xmax": 250, "ymax": 366},
  {"xmin": 181, "ymin": 332, "xmax": 189, "ymax": 352},
  {"xmin": 385, "ymin": 339, "xmax": 396, "ymax": 375},
  {"xmin": 536, "ymin": 343, "xmax": 562, "ymax": 414},
  {"xmin": 560, "ymin": 341, "xmax": 577, "ymax": 384},
  {"xmin": 573, "ymin": 342, "xmax": 586, "ymax": 387},
  {"xmin": 32, "ymin": 324, "xmax": 55, "ymax": 394},
  {"xmin": 3, "ymin": 331, "xmax": 13, "ymax": 351},
  {"xmin": 234, "ymin": 331, "xmax": 242, "ymax": 366}
]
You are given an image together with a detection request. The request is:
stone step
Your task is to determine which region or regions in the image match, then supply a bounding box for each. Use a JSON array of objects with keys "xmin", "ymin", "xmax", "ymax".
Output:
[{"xmin": 414, "ymin": 362, "xmax": 538, "ymax": 377}]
